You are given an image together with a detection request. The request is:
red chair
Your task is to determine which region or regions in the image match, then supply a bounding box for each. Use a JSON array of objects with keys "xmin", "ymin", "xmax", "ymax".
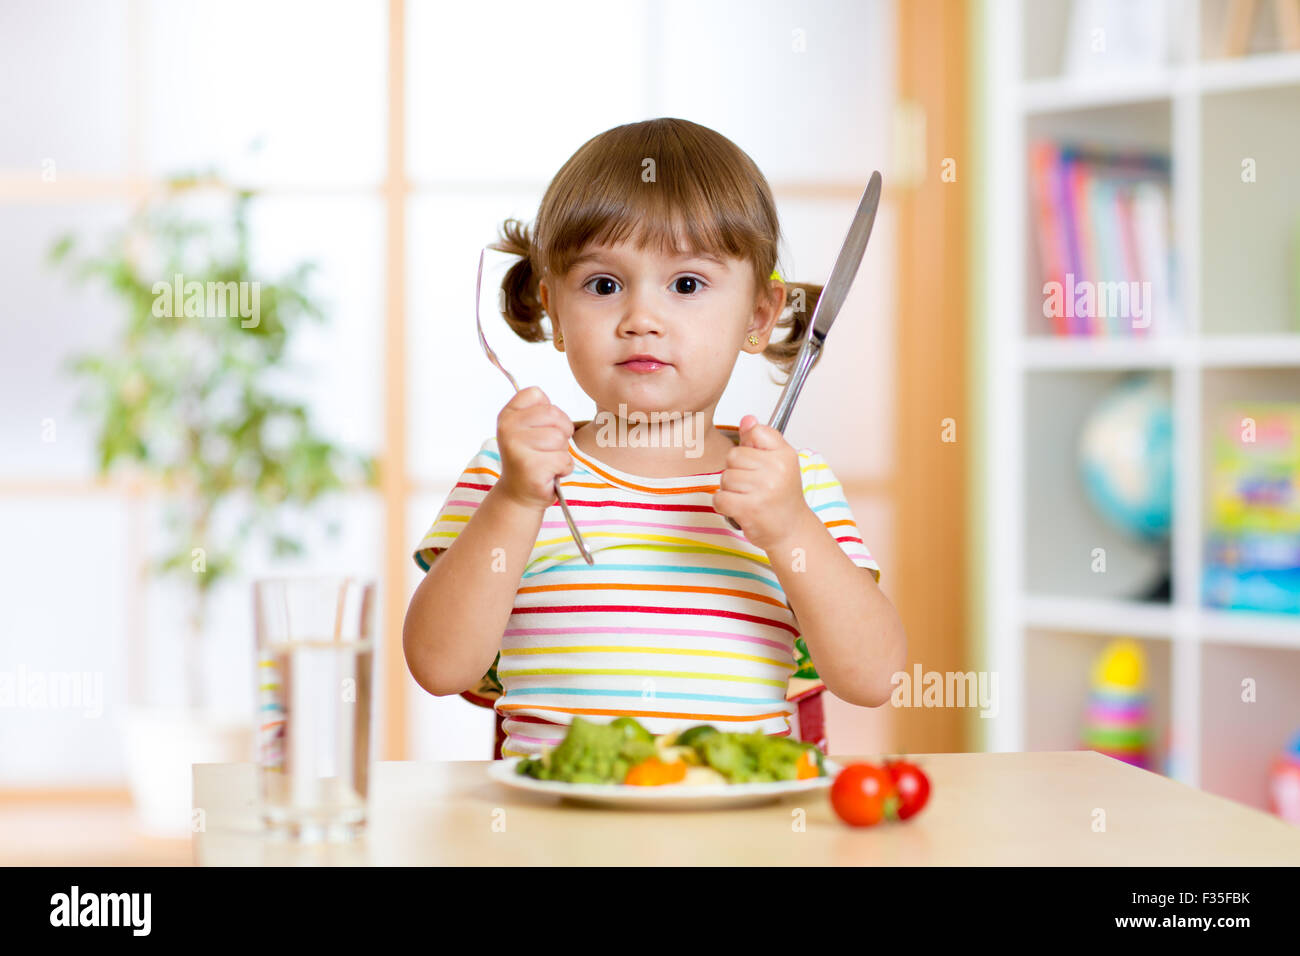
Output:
[{"xmin": 461, "ymin": 674, "xmax": 830, "ymax": 758}]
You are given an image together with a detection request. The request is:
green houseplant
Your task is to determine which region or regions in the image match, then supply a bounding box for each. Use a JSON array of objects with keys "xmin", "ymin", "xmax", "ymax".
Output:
[{"xmin": 48, "ymin": 172, "xmax": 377, "ymax": 831}]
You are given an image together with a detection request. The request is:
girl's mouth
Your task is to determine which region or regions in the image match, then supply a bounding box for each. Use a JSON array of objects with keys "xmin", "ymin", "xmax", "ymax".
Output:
[{"xmin": 618, "ymin": 360, "xmax": 669, "ymax": 373}]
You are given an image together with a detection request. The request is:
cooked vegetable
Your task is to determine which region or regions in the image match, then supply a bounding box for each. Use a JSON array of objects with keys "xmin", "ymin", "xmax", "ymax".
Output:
[
  {"xmin": 674, "ymin": 724, "xmax": 721, "ymax": 748},
  {"xmin": 693, "ymin": 730, "xmax": 820, "ymax": 783},
  {"xmin": 515, "ymin": 716, "xmax": 656, "ymax": 783},
  {"xmin": 609, "ymin": 716, "xmax": 655, "ymax": 745},
  {"xmin": 513, "ymin": 717, "xmax": 827, "ymax": 786},
  {"xmin": 655, "ymin": 744, "xmax": 701, "ymax": 766},
  {"xmin": 682, "ymin": 765, "xmax": 728, "ymax": 786},
  {"xmin": 795, "ymin": 750, "xmax": 819, "ymax": 780},
  {"xmin": 624, "ymin": 757, "xmax": 688, "ymax": 786}
]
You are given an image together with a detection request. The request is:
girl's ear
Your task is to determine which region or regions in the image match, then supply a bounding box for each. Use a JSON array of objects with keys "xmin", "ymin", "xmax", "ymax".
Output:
[
  {"xmin": 769, "ymin": 277, "xmax": 787, "ymax": 317},
  {"xmin": 540, "ymin": 277, "xmax": 564, "ymax": 347},
  {"xmin": 751, "ymin": 275, "xmax": 786, "ymax": 333}
]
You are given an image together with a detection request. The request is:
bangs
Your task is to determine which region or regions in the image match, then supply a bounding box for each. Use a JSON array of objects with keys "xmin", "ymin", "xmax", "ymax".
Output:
[{"xmin": 534, "ymin": 119, "xmax": 776, "ymax": 283}]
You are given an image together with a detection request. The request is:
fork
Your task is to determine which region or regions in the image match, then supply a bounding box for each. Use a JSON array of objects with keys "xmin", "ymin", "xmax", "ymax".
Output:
[{"xmin": 475, "ymin": 247, "xmax": 594, "ymax": 565}]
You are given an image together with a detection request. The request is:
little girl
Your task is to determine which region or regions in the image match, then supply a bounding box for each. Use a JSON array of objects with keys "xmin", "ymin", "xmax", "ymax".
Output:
[{"xmin": 403, "ymin": 117, "xmax": 906, "ymax": 759}]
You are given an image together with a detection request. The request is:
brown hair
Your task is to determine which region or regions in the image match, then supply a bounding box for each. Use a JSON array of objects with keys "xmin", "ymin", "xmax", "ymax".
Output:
[{"xmin": 488, "ymin": 117, "xmax": 823, "ymax": 385}]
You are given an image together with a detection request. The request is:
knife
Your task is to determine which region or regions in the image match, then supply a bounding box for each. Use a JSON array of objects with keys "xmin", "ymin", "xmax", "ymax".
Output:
[{"xmin": 724, "ymin": 170, "xmax": 883, "ymax": 532}]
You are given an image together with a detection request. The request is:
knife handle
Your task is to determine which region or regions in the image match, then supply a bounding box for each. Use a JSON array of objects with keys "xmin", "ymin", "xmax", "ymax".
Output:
[
  {"xmin": 767, "ymin": 337, "xmax": 820, "ymax": 435},
  {"xmin": 723, "ymin": 340, "xmax": 822, "ymax": 532}
]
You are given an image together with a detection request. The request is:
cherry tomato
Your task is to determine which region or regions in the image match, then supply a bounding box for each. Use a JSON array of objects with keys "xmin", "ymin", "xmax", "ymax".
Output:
[
  {"xmin": 830, "ymin": 763, "xmax": 899, "ymax": 826},
  {"xmin": 884, "ymin": 759, "xmax": 931, "ymax": 820}
]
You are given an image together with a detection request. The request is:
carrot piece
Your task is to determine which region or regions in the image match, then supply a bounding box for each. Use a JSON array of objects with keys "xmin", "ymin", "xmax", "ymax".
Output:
[
  {"xmin": 624, "ymin": 757, "xmax": 688, "ymax": 786},
  {"xmin": 795, "ymin": 750, "xmax": 819, "ymax": 780}
]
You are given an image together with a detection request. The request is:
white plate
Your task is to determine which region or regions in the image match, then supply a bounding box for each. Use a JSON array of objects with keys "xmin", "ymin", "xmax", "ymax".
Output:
[{"xmin": 487, "ymin": 755, "xmax": 841, "ymax": 811}]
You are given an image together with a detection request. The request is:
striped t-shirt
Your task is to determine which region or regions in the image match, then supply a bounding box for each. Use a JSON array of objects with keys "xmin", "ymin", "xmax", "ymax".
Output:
[{"xmin": 412, "ymin": 421, "xmax": 881, "ymax": 758}]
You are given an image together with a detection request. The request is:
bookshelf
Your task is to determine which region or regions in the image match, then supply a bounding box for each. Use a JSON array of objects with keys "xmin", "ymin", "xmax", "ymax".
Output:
[{"xmin": 983, "ymin": 0, "xmax": 1300, "ymax": 817}]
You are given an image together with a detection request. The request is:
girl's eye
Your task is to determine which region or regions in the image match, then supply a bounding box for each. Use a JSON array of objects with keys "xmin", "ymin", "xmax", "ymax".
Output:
[
  {"xmin": 584, "ymin": 276, "xmax": 620, "ymax": 296},
  {"xmin": 581, "ymin": 274, "xmax": 706, "ymax": 296}
]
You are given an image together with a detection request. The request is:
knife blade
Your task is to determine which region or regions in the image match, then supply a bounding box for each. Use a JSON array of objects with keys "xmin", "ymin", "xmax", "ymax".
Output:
[{"xmin": 724, "ymin": 170, "xmax": 883, "ymax": 532}]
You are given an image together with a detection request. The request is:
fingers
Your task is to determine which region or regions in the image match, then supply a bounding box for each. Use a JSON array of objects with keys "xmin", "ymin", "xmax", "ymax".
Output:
[
  {"xmin": 524, "ymin": 424, "xmax": 572, "ymax": 452},
  {"xmin": 505, "ymin": 384, "xmax": 549, "ymax": 409},
  {"xmin": 496, "ymin": 387, "xmax": 576, "ymax": 509},
  {"xmin": 738, "ymin": 420, "xmax": 782, "ymax": 449},
  {"xmin": 715, "ymin": 470, "xmax": 753, "ymax": 493},
  {"xmin": 721, "ymin": 445, "xmax": 760, "ymax": 471},
  {"xmin": 500, "ymin": 393, "xmax": 572, "ymax": 446}
]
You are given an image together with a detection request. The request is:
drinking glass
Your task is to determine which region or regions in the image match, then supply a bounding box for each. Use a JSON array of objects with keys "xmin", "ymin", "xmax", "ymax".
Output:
[{"xmin": 252, "ymin": 576, "xmax": 375, "ymax": 842}]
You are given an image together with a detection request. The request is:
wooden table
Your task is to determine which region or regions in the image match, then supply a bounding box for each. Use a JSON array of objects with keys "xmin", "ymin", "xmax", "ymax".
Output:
[{"xmin": 191, "ymin": 751, "xmax": 1300, "ymax": 865}]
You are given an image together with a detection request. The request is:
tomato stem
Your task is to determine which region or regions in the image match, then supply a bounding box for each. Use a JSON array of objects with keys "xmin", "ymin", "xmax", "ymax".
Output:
[{"xmin": 884, "ymin": 795, "xmax": 900, "ymax": 821}]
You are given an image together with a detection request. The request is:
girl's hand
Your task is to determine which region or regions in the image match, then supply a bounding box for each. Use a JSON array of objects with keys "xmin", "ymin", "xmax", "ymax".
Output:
[
  {"xmin": 494, "ymin": 386, "xmax": 575, "ymax": 512},
  {"xmin": 712, "ymin": 415, "xmax": 811, "ymax": 553}
]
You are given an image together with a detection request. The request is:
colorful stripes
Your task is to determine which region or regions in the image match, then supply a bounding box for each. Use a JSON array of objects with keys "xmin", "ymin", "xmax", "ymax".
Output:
[{"xmin": 413, "ymin": 425, "xmax": 881, "ymax": 756}]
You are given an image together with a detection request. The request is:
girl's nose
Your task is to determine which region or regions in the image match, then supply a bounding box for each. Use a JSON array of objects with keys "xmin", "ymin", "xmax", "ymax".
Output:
[{"xmin": 617, "ymin": 286, "xmax": 665, "ymax": 335}]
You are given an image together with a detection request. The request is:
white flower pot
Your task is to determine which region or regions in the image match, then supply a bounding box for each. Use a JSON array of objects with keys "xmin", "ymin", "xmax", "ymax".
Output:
[{"xmin": 123, "ymin": 706, "xmax": 253, "ymax": 837}]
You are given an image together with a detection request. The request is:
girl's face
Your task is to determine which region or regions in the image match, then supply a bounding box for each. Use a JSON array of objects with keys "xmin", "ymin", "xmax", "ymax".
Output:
[{"xmin": 538, "ymin": 238, "xmax": 786, "ymax": 421}]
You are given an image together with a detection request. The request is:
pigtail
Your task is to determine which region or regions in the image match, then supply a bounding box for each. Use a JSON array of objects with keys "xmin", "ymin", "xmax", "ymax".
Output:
[
  {"xmin": 762, "ymin": 278, "xmax": 826, "ymax": 386},
  {"xmin": 488, "ymin": 218, "xmax": 549, "ymax": 343}
]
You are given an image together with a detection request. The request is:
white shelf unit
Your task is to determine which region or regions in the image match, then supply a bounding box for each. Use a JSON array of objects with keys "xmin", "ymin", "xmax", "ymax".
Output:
[{"xmin": 984, "ymin": 0, "xmax": 1300, "ymax": 816}]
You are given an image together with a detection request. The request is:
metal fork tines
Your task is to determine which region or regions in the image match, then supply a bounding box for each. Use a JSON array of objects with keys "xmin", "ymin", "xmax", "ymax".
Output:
[{"xmin": 475, "ymin": 248, "xmax": 594, "ymax": 565}]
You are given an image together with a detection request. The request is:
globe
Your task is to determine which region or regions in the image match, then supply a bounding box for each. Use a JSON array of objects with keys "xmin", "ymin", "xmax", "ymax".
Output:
[{"xmin": 1077, "ymin": 373, "xmax": 1173, "ymax": 543}]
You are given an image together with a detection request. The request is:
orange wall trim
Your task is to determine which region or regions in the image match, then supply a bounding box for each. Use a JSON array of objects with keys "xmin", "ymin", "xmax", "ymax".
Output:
[{"xmin": 894, "ymin": 0, "xmax": 971, "ymax": 753}]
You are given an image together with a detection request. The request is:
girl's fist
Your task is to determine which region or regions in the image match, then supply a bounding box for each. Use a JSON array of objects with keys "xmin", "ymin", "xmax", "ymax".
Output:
[
  {"xmin": 712, "ymin": 414, "xmax": 809, "ymax": 553},
  {"xmin": 495, "ymin": 386, "xmax": 575, "ymax": 511}
]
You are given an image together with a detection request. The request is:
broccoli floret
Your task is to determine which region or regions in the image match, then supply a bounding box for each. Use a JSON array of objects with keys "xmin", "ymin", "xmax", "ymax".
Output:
[
  {"xmin": 515, "ymin": 717, "xmax": 656, "ymax": 783},
  {"xmin": 513, "ymin": 718, "xmax": 821, "ymax": 785},
  {"xmin": 608, "ymin": 716, "xmax": 655, "ymax": 745},
  {"xmin": 674, "ymin": 724, "xmax": 721, "ymax": 747},
  {"xmin": 696, "ymin": 733, "xmax": 751, "ymax": 780},
  {"xmin": 696, "ymin": 731, "xmax": 812, "ymax": 782}
]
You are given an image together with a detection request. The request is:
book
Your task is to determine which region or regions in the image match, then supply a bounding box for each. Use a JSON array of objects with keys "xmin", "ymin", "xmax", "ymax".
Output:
[
  {"xmin": 1027, "ymin": 141, "xmax": 1174, "ymax": 337},
  {"xmin": 1132, "ymin": 180, "xmax": 1173, "ymax": 336},
  {"xmin": 1064, "ymin": 148, "xmax": 1095, "ymax": 334},
  {"xmin": 1204, "ymin": 401, "xmax": 1300, "ymax": 615},
  {"xmin": 1114, "ymin": 186, "xmax": 1146, "ymax": 336},
  {"xmin": 1029, "ymin": 142, "xmax": 1069, "ymax": 336}
]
